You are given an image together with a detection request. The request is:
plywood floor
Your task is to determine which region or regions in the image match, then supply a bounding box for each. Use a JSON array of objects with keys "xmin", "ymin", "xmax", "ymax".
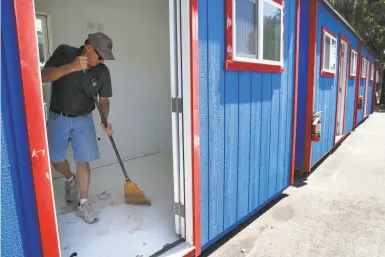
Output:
[{"xmin": 51, "ymin": 152, "xmax": 180, "ymax": 257}]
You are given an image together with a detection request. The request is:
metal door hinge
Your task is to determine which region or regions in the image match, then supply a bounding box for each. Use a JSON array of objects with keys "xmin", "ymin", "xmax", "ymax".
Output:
[
  {"xmin": 174, "ymin": 202, "xmax": 185, "ymax": 217},
  {"xmin": 172, "ymin": 97, "xmax": 183, "ymax": 113}
]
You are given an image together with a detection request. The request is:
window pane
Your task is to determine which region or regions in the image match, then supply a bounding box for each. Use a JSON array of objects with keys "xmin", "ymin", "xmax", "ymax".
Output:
[
  {"xmin": 235, "ymin": 0, "xmax": 258, "ymax": 58},
  {"xmin": 262, "ymin": 1, "xmax": 281, "ymax": 61},
  {"xmin": 330, "ymin": 38, "xmax": 337, "ymax": 71},
  {"xmin": 35, "ymin": 17, "xmax": 47, "ymax": 67},
  {"xmin": 324, "ymin": 36, "xmax": 331, "ymax": 70}
]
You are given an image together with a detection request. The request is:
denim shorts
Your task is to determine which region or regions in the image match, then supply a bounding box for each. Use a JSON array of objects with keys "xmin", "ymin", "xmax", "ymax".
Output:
[{"xmin": 46, "ymin": 111, "xmax": 100, "ymax": 163}]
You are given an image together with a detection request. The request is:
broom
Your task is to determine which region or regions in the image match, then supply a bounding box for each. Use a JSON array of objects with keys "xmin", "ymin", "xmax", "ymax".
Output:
[{"xmin": 82, "ymin": 69, "xmax": 152, "ymax": 205}]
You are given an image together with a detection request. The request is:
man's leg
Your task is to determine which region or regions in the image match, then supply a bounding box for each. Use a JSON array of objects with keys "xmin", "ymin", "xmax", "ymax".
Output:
[
  {"xmin": 76, "ymin": 162, "xmax": 91, "ymax": 202},
  {"xmin": 46, "ymin": 112, "xmax": 78, "ymax": 202},
  {"xmin": 71, "ymin": 113, "xmax": 100, "ymax": 224}
]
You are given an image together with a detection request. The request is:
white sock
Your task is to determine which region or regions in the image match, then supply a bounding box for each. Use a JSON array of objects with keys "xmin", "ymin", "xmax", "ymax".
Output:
[
  {"xmin": 79, "ymin": 199, "xmax": 87, "ymax": 205},
  {"xmin": 65, "ymin": 174, "xmax": 75, "ymax": 183}
]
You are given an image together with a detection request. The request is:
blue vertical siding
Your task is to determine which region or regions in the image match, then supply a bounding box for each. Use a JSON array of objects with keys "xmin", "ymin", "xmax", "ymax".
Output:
[
  {"xmin": 198, "ymin": 0, "xmax": 297, "ymax": 248},
  {"xmin": 1, "ymin": 0, "xmax": 43, "ymax": 255},
  {"xmin": 295, "ymin": 0, "xmax": 310, "ymax": 170},
  {"xmin": 344, "ymin": 78, "xmax": 356, "ymax": 134},
  {"xmin": 311, "ymin": 2, "xmax": 359, "ymax": 166}
]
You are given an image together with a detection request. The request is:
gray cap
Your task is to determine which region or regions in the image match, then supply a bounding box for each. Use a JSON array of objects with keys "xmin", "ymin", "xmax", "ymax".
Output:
[{"xmin": 88, "ymin": 32, "xmax": 115, "ymax": 60}]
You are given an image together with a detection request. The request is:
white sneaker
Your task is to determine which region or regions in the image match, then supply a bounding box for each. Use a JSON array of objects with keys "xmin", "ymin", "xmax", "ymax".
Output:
[{"xmin": 76, "ymin": 201, "xmax": 98, "ymax": 224}]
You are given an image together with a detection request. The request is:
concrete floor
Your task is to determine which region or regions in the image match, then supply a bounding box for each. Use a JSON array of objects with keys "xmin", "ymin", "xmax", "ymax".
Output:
[{"xmin": 206, "ymin": 112, "xmax": 385, "ymax": 257}]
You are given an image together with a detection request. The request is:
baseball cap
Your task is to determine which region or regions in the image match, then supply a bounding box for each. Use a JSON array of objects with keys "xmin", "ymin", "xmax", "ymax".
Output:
[{"xmin": 88, "ymin": 32, "xmax": 115, "ymax": 60}]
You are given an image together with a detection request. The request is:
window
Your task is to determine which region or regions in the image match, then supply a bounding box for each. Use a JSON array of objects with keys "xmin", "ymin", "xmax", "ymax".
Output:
[
  {"xmin": 35, "ymin": 13, "xmax": 51, "ymax": 121},
  {"xmin": 370, "ymin": 63, "xmax": 374, "ymax": 81},
  {"xmin": 321, "ymin": 27, "xmax": 337, "ymax": 77},
  {"xmin": 35, "ymin": 14, "xmax": 50, "ymax": 68},
  {"xmin": 349, "ymin": 48, "xmax": 357, "ymax": 77},
  {"xmin": 361, "ymin": 57, "xmax": 367, "ymax": 78},
  {"xmin": 225, "ymin": 0, "xmax": 284, "ymax": 72}
]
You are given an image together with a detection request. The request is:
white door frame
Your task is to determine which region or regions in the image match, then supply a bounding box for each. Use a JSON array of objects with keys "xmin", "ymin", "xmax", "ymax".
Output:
[
  {"xmin": 336, "ymin": 38, "xmax": 348, "ymax": 138},
  {"xmin": 168, "ymin": 0, "xmax": 194, "ymax": 245}
]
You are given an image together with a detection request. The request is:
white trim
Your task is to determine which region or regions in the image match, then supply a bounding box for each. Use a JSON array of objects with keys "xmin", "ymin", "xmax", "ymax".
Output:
[
  {"xmin": 350, "ymin": 49, "xmax": 357, "ymax": 76},
  {"xmin": 361, "ymin": 57, "xmax": 367, "ymax": 78},
  {"xmin": 231, "ymin": 0, "xmax": 284, "ymax": 67},
  {"xmin": 321, "ymin": 29, "xmax": 337, "ymax": 74},
  {"xmin": 180, "ymin": 0, "xmax": 194, "ymax": 245},
  {"xmin": 169, "ymin": 0, "xmax": 182, "ymax": 236}
]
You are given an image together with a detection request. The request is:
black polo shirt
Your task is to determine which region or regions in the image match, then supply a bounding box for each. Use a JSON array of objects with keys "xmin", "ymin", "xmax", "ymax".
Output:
[{"xmin": 44, "ymin": 44, "xmax": 112, "ymax": 116}]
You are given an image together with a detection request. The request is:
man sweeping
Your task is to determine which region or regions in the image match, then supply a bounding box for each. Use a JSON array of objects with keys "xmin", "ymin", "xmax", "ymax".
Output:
[{"xmin": 41, "ymin": 32, "xmax": 115, "ymax": 224}]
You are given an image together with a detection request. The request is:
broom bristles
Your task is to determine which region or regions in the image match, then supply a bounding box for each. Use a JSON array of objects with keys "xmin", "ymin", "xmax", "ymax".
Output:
[{"xmin": 124, "ymin": 182, "xmax": 152, "ymax": 205}]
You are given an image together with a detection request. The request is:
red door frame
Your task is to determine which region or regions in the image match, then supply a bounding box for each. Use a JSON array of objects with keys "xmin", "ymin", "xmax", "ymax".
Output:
[
  {"xmin": 333, "ymin": 34, "xmax": 349, "ymax": 146},
  {"xmin": 14, "ymin": 0, "xmax": 202, "ymax": 256},
  {"xmin": 13, "ymin": 0, "xmax": 60, "ymax": 256},
  {"xmin": 303, "ymin": 0, "xmax": 318, "ymax": 172}
]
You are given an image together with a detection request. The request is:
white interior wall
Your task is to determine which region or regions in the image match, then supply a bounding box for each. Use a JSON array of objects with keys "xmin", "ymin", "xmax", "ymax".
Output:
[{"xmin": 35, "ymin": 0, "xmax": 172, "ymax": 170}]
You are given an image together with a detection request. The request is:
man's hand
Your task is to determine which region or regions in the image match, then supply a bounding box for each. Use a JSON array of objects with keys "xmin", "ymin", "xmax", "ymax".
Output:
[
  {"xmin": 70, "ymin": 56, "xmax": 89, "ymax": 72},
  {"xmin": 101, "ymin": 122, "xmax": 113, "ymax": 136}
]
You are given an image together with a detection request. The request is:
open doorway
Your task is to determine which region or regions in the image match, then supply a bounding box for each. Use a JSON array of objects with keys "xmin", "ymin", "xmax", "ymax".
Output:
[
  {"xmin": 34, "ymin": 0, "xmax": 191, "ymax": 256},
  {"xmin": 335, "ymin": 37, "xmax": 348, "ymax": 143}
]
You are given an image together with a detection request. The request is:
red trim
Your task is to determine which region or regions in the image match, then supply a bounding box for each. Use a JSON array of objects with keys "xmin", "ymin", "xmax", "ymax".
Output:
[
  {"xmin": 13, "ymin": 1, "xmax": 60, "ymax": 257},
  {"xmin": 183, "ymin": 249, "xmax": 196, "ymax": 257},
  {"xmin": 333, "ymin": 33, "xmax": 349, "ymax": 147},
  {"xmin": 225, "ymin": 0, "xmax": 284, "ymax": 73},
  {"xmin": 290, "ymin": 0, "xmax": 300, "ymax": 184},
  {"xmin": 320, "ymin": 26, "xmax": 337, "ymax": 78},
  {"xmin": 190, "ymin": 0, "xmax": 201, "ymax": 255},
  {"xmin": 303, "ymin": 0, "xmax": 318, "ymax": 171},
  {"xmin": 349, "ymin": 47, "xmax": 357, "ymax": 78},
  {"xmin": 335, "ymin": 134, "xmax": 346, "ymax": 146},
  {"xmin": 272, "ymin": 0, "xmax": 283, "ymax": 4},
  {"xmin": 225, "ymin": 61, "xmax": 284, "ymax": 72},
  {"xmin": 353, "ymin": 42, "xmax": 362, "ymax": 128}
]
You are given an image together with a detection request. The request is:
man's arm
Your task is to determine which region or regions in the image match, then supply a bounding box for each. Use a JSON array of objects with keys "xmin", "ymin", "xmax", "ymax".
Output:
[
  {"xmin": 41, "ymin": 64, "xmax": 75, "ymax": 83},
  {"xmin": 99, "ymin": 96, "xmax": 110, "ymax": 123},
  {"xmin": 41, "ymin": 45, "xmax": 88, "ymax": 83}
]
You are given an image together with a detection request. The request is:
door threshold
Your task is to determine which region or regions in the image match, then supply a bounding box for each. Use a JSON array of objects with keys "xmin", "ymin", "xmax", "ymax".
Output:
[{"xmin": 151, "ymin": 239, "xmax": 194, "ymax": 257}]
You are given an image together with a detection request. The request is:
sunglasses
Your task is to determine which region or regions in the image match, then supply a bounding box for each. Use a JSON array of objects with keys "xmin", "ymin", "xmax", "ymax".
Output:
[{"xmin": 93, "ymin": 48, "xmax": 103, "ymax": 60}]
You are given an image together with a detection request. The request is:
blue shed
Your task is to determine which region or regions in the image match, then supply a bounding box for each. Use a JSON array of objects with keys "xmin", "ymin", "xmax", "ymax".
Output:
[
  {"xmin": 294, "ymin": 0, "xmax": 377, "ymax": 174},
  {"xmin": 2, "ymin": 0, "xmax": 300, "ymax": 256}
]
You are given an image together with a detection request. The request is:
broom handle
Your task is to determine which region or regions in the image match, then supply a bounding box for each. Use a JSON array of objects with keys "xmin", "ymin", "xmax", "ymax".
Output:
[{"xmin": 83, "ymin": 70, "xmax": 131, "ymax": 182}]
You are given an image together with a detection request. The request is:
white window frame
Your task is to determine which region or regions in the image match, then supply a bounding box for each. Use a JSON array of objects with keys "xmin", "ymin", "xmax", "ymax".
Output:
[
  {"xmin": 361, "ymin": 57, "xmax": 367, "ymax": 78},
  {"xmin": 321, "ymin": 29, "xmax": 337, "ymax": 74},
  {"xmin": 231, "ymin": 0, "xmax": 284, "ymax": 66},
  {"xmin": 35, "ymin": 13, "xmax": 52, "ymax": 68},
  {"xmin": 350, "ymin": 49, "xmax": 358, "ymax": 76},
  {"xmin": 371, "ymin": 63, "xmax": 374, "ymax": 80}
]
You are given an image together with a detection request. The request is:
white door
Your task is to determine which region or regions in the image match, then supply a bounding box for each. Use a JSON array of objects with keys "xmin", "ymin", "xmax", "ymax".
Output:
[
  {"xmin": 336, "ymin": 39, "xmax": 348, "ymax": 137},
  {"xmin": 169, "ymin": 0, "xmax": 186, "ymax": 238},
  {"xmin": 364, "ymin": 61, "xmax": 370, "ymax": 116}
]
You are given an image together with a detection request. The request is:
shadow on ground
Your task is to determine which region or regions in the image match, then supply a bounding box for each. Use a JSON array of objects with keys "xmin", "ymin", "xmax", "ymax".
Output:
[{"xmin": 199, "ymin": 193, "xmax": 289, "ymax": 257}]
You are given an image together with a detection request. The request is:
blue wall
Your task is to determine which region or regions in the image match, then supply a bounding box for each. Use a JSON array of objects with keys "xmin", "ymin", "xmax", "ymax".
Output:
[
  {"xmin": 311, "ymin": 1, "xmax": 359, "ymax": 166},
  {"xmin": 198, "ymin": 0, "xmax": 297, "ymax": 249},
  {"xmin": 1, "ymin": 0, "xmax": 43, "ymax": 255},
  {"xmin": 295, "ymin": 0, "xmax": 310, "ymax": 170}
]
